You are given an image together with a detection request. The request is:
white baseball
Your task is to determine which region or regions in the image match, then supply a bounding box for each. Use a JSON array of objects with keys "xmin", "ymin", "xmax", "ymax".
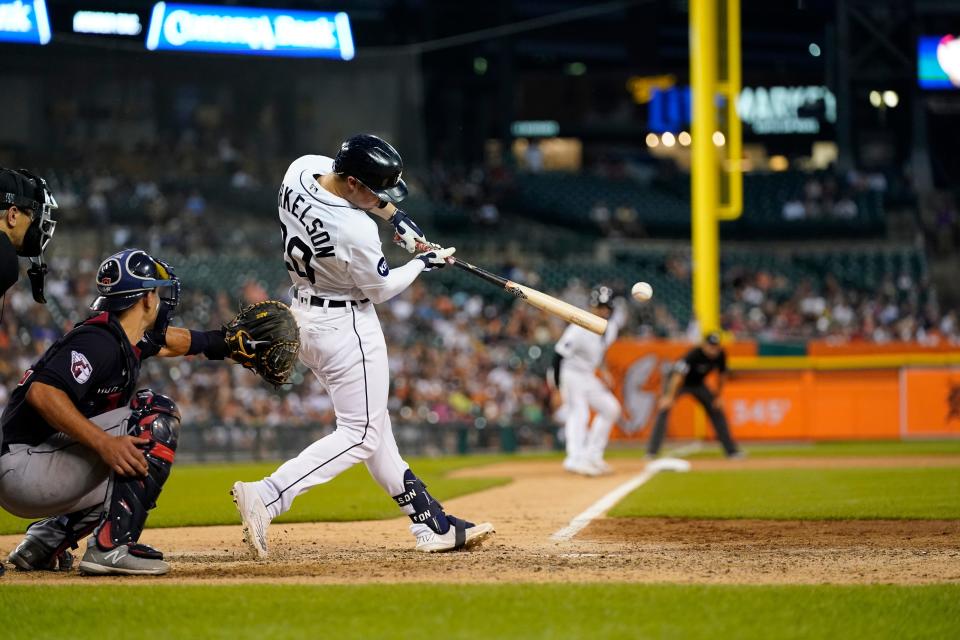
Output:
[{"xmin": 631, "ymin": 281, "xmax": 653, "ymax": 302}]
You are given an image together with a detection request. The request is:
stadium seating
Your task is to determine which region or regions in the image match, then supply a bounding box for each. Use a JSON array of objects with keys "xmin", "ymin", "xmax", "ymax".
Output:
[
  {"xmin": 506, "ymin": 171, "xmax": 886, "ymax": 238},
  {"xmin": 168, "ymin": 243, "xmax": 927, "ymax": 330}
]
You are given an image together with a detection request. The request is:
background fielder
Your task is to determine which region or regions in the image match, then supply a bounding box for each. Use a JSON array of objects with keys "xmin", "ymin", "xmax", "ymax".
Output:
[
  {"xmin": 231, "ymin": 134, "xmax": 494, "ymax": 556},
  {"xmin": 647, "ymin": 332, "xmax": 743, "ymax": 459},
  {"xmin": 553, "ymin": 286, "xmax": 627, "ymax": 477}
]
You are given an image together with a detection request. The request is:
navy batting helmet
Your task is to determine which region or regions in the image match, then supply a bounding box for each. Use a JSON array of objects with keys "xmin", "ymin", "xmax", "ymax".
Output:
[
  {"xmin": 332, "ymin": 134, "xmax": 408, "ymax": 204},
  {"xmin": 91, "ymin": 248, "xmax": 180, "ymax": 313}
]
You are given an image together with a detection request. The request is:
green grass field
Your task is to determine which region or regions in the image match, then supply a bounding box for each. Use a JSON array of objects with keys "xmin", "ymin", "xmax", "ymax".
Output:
[
  {"xmin": 611, "ymin": 467, "xmax": 960, "ymax": 519},
  {"xmin": 681, "ymin": 439, "xmax": 960, "ymax": 459},
  {"xmin": 0, "ymin": 454, "xmax": 512, "ymax": 535},
  {"xmin": 2, "ymin": 441, "xmax": 957, "ymax": 638},
  {"xmin": 1, "ymin": 584, "xmax": 956, "ymax": 639}
]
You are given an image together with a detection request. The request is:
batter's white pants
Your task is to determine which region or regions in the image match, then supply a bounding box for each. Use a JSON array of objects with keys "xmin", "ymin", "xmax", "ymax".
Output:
[
  {"xmin": 254, "ymin": 301, "xmax": 411, "ymax": 519},
  {"xmin": 560, "ymin": 368, "xmax": 621, "ymax": 465}
]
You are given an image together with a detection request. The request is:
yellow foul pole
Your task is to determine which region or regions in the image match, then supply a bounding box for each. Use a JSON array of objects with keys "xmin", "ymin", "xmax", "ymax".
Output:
[{"xmin": 689, "ymin": 0, "xmax": 741, "ymax": 337}]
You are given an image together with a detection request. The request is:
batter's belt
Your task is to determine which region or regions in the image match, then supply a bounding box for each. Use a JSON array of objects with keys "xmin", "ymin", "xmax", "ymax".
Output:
[{"xmin": 296, "ymin": 294, "xmax": 370, "ymax": 308}]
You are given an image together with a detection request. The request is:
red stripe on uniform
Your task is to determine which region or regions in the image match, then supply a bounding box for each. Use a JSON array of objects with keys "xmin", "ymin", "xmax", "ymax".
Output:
[{"xmin": 150, "ymin": 443, "xmax": 175, "ymax": 463}]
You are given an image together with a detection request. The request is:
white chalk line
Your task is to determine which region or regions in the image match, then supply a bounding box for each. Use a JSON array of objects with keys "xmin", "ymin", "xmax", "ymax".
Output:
[{"xmin": 550, "ymin": 441, "xmax": 701, "ymax": 542}]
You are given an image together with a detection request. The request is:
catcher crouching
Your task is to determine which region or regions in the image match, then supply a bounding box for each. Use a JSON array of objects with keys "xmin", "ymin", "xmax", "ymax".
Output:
[{"xmin": 0, "ymin": 248, "xmax": 299, "ymax": 576}]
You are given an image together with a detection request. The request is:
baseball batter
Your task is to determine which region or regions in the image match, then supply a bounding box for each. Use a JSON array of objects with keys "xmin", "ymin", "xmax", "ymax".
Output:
[
  {"xmin": 554, "ymin": 286, "xmax": 626, "ymax": 476},
  {"xmin": 231, "ymin": 134, "xmax": 494, "ymax": 556}
]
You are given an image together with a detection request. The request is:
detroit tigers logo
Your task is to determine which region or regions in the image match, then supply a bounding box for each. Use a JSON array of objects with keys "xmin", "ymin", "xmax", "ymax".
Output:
[
  {"xmin": 71, "ymin": 351, "xmax": 93, "ymax": 384},
  {"xmin": 377, "ymin": 257, "xmax": 390, "ymax": 277}
]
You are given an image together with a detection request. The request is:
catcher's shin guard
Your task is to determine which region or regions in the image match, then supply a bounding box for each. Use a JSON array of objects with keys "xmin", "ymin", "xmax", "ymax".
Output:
[
  {"xmin": 93, "ymin": 390, "xmax": 181, "ymax": 550},
  {"xmin": 392, "ymin": 469, "xmax": 452, "ymax": 535}
]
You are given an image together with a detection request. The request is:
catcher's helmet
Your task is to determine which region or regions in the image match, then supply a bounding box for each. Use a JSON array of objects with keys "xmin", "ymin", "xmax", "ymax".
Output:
[
  {"xmin": 332, "ymin": 134, "xmax": 408, "ymax": 204},
  {"xmin": 91, "ymin": 248, "xmax": 180, "ymax": 313},
  {"xmin": 590, "ymin": 286, "xmax": 615, "ymax": 309}
]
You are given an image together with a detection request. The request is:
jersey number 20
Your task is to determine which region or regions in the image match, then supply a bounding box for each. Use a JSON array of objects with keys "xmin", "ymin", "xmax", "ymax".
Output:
[{"xmin": 280, "ymin": 223, "xmax": 316, "ymax": 284}]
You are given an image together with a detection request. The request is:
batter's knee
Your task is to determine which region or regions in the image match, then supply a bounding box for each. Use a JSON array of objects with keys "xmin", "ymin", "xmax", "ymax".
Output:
[
  {"xmin": 596, "ymin": 395, "xmax": 622, "ymax": 422},
  {"xmin": 352, "ymin": 425, "xmax": 383, "ymax": 460}
]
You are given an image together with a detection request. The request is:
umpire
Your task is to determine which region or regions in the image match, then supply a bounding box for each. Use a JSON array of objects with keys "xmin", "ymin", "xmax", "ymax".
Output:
[
  {"xmin": 0, "ymin": 168, "xmax": 57, "ymax": 578},
  {"xmin": 646, "ymin": 333, "xmax": 743, "ymax": 458},
  {"xmin": 0, "ymin": 168, "xmax": 58, "ymax": 302}
]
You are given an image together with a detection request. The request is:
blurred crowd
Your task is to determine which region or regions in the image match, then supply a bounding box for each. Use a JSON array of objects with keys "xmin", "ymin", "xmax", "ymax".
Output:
[
  {"xmin": 780, "ymin": 170, "xmax": 886, "ymax": 222},
  {"xmin": 2, "ymin": 246, "xmax": 957, "ymax": 431},
  {"xmin": 721, "ymin": 263, "xmax": 957, "ymax": 344},
  {"xmin": 0, "ymin": 261, "xmax": 561, "ymax": 431}
]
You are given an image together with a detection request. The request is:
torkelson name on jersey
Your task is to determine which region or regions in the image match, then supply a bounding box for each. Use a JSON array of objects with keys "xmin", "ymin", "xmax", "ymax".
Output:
[{"xmin": 278, "ymin": 185, "xmax": 335, "ymax": 259}]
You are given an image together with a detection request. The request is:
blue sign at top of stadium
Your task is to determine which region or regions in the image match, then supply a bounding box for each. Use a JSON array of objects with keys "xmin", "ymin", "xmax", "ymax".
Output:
[
  {"xmin": 0, "ymin": 0, "xmax": 51, "ymax": 45},
  {"xmin": 145, "ymin": 2, "xmax": 354, "ymax": 59}
]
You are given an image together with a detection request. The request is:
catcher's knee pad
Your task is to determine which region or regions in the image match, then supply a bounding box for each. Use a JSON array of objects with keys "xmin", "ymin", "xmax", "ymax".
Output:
[
  {"xmin": 392, "ymin": 469, "xmax": 451, "ymax": 535},
  {"xmin": 95, "ymin": 390, "xmax": 181, "ymax": 550}
]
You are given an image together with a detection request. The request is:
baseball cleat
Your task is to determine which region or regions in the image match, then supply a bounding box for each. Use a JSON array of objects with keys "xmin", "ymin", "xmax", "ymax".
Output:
[
  {"xmin": 231, "ymin": 481, "xmax": 271, "ymax": 559},
  {"xmin": 78, "ymin": 540, "xmax": 169, "ymax": 576},
  {"xmin": 589, "ymin": 460, "xmax": 614, "ymax": 475},
  {"xmin": 410, "ymin": 517, "xmax": 495, "ymax": 553},
  {"xmin": 7, "ymin": 535, "xmax": 74, "ymax": 572},
  {"xmin": 563, "ymin": 458, "xmax": 602, "ymax": 477}
]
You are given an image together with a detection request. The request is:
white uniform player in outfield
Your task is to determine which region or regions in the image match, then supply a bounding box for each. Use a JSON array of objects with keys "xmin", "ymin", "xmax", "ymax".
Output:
[
  {"xmin": 554, "ymin": 286, "xmax": 627, "ymax": 476},
  {"xmin": 230, "ymin": 134, "xmax": 493, "ymax": 557}
]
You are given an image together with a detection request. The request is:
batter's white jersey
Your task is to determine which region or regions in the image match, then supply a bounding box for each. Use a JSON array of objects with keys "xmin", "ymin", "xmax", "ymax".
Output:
[
  {"xmin": 250, "ymin": 155, "xmax": 427, "ymax": 520},
  {"xmin": 277, "ymin": 155, "xmax": 425, "ymax": 303},
  {"xmin": 555, "ymin": 305, "xmax": 627, "ymax": 375}
]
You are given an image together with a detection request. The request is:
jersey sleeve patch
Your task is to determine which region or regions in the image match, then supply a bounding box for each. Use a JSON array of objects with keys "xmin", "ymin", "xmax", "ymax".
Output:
[
  {"xmin": 71, "ymin": 351, "xmax": 93, "ymax": 383},
  {"xmin": 377, "ymin": 257, "xmax": 390, "ymax": 277}
]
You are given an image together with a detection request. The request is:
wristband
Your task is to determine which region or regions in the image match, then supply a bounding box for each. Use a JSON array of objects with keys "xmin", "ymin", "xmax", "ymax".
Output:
[{"xmin": 188, "ymin": 329, "xmax": 229, "ymax": 360}]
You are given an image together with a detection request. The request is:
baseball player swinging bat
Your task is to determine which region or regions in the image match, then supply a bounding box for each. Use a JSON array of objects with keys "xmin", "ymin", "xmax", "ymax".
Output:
[{"xmin": 450, "ymin": 257, "xmax": 609, "ymax": 335}]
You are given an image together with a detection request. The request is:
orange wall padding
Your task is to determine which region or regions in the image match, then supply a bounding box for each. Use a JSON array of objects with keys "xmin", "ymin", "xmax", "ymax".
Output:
[{"xmin": 604, "ymin": 340, "xmax": 960, "ymax": 441}]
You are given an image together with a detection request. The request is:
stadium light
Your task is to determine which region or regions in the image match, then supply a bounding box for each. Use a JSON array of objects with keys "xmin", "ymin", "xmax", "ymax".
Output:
[
  {"xmin": 661, "ymin": 132, "xmax": 676, "ymax": 147},
  {"xmin": 882, "ymin": 90, "xmax": 899, "ymax": 108},
  {"xmin": 712, "ymin": 131, "xmax": 726, "ymax": 146},
  {"xmin": 869, "ymin": 90, "xmax": 883, "ymax": 107},
  {"xmin": 678, "ymin": 131, "xmax": 692, "ymax": 146},
  {"xmin": 645, "ymin": 132, "xmax": 660, "ymax": 148}
]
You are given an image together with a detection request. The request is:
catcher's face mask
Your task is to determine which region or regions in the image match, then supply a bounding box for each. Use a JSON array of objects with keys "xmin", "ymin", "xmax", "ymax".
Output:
[
  {"xmin": 1, "ymin": 169, "xmax": 58, "ymax": 303},
  {"xmin": 7, "ymin": 170, "xmax": 58, "ymax": 259},
  {"xmin": 148, "ymin": 259, "xmax": 181, "ymax": 337}
]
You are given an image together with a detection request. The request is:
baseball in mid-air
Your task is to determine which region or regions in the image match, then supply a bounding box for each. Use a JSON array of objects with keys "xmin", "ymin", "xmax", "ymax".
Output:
[{"xmin": 631, "ymin": 281, "xmax": 653, "ymax": 302}]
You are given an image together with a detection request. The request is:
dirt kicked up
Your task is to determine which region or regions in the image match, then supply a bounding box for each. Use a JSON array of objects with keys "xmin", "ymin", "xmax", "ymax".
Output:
[{"xmin": 2, "ymin": 456, "xmax": 958, "ymax": 585}]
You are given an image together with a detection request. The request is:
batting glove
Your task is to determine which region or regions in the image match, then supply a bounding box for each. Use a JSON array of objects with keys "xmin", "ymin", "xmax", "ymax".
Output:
[
  {"xmin": 416, "ymin": 245, "xmax": 456, "ymax": 271},
  {"xmin": 389, "ymin": 209, "xmax": 428, "ymax": 254}
]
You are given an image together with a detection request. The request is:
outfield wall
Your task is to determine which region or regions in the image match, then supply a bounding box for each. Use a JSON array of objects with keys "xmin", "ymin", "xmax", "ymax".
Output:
[{"xmin": 606, "ymin": 340, "xmax": 960, "ymax": 441}]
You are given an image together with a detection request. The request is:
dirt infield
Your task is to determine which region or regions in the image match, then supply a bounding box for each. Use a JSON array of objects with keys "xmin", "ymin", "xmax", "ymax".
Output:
[{"xmin": 2, "ymin": 455, "xmax": 958, "ymax": 585}]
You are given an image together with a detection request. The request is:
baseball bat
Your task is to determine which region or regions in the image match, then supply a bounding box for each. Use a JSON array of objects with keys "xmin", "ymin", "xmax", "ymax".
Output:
[{"xmin": 451, "ymin": 258, "xmax": 609, "ymax": 335}]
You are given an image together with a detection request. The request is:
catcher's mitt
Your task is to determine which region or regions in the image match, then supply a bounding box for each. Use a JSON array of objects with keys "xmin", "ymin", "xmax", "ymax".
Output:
[{"xmin": 224, "ymin": 300, "xmax": 300, "ymax": 387}]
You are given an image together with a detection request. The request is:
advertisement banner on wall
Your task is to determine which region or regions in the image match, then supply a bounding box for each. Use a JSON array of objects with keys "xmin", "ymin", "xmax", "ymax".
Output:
[
  {"xmin": 0, "ymin": 0, "xmax": 51, "ymax": 45},
  {"xmin": 605, "ymin": 340, "xmax": 958, "ymax": 442},
  {"xmin": 145, "ymin": 2, "xmax": 354, "ymax": 59}
]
